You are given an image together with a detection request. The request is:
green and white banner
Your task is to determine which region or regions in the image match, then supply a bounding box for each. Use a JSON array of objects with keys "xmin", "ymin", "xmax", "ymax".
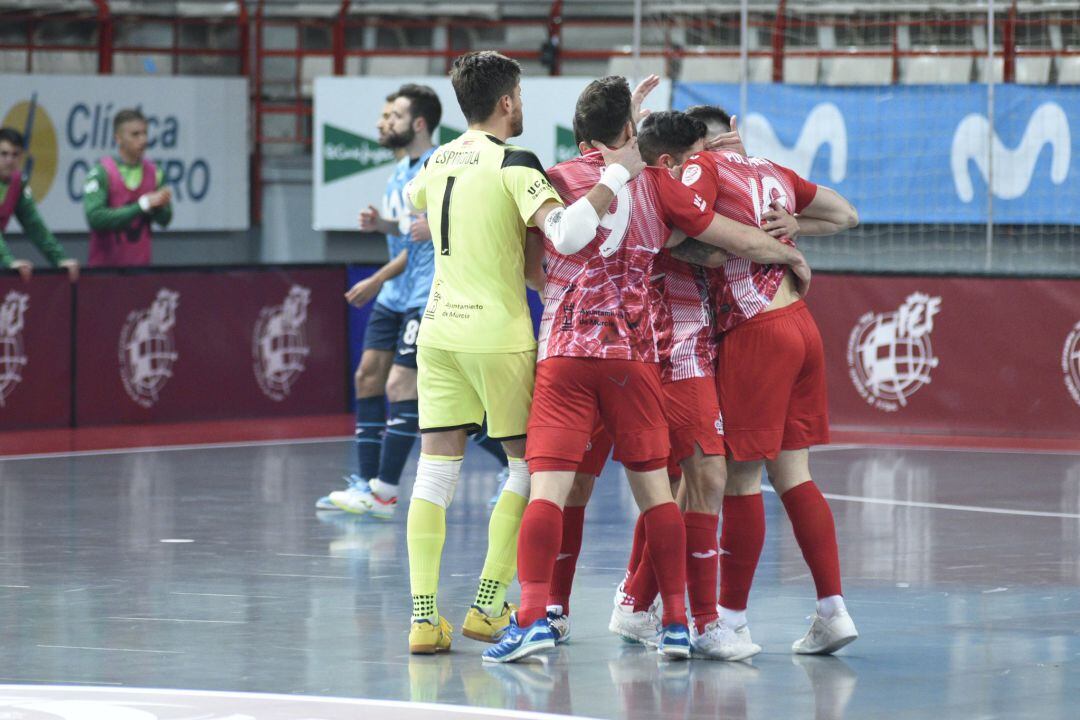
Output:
[
  {"xmin": 312, "ymin": 76, "xmax": 671, "ymax": 230},
  {"xmin": 0, "ymin": 74, "xmax": 248, "ymax": 232}
]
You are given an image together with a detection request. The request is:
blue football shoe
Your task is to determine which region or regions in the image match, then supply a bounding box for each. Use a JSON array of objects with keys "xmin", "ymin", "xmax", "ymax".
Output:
[
  {"xmin": 482, "ymin": 614, "xmax": 556, "ymax": 664},
  {"xmin": 316, "ymin": 474, "xmax": 368, "ymax": 510},
  {"xmin": 657, "ymin": 622, "xmax": 692, "ymax": 660}
]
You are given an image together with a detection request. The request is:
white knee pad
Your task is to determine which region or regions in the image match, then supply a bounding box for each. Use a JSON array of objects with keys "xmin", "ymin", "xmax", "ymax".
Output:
[
  {"xmin": 411, "ymin": 455, "xmax": 463, "ymax": 509},
  {"xmin": 503, "ymin": 457, "xmax": 531, "ymax": 498}
]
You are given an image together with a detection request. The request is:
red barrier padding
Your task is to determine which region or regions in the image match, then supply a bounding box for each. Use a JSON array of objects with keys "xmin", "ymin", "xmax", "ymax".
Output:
[
  {"xmin": 807, "ymin": 274, "xmax": 1080, "ymax": 439},
  {"xmin": 75, "ymin": 268, "xmax": 347, "ymax": 426},
  {"xmin": 0, "ymin": 274, "xmax": 73, "ymax": 430}
]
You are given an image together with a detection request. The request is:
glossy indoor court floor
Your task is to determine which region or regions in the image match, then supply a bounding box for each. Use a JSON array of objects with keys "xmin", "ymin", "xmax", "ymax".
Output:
[{"xmin": 0, "ymin": 424, "xmax": 1078, "ymax": 720}]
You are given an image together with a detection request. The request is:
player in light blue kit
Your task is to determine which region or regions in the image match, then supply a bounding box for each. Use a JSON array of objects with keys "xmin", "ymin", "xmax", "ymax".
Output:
[{"xmin": 319, "ymin": 84, "xmax": 507, "ymax": 517}]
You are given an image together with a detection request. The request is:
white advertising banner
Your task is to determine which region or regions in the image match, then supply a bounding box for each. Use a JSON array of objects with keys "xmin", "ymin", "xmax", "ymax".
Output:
[
  {"xmin": 0, "ymin": 74, "xmax": 249, "ymax": 232},
  {"xmin": 312, "ymin": 76, "xmax": 672, "ymax": 230}
]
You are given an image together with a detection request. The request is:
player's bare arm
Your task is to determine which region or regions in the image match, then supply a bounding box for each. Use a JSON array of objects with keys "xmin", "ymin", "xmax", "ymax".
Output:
[
  {"xmin": 533, "ymin": 131, "xmax": 646, "ymax": 256},
  {"xmin": 358, "ymin": 204, "xmax": 400, "ymax": 236},
  {"xmin": 524, "ymin": 231, "xmax": 546, "ymax": 294},
  {"xmin": 668, "ymin": 237, "xmax": 729, "ymax": 268},
  {"xmin": 344, "ymin": 248, "xmax": 408, "ymax": 308},
  {"xmin": 690, "ymin": 212, "xmax": 811, "ymax": 294},
  {"xmin": 794, "ymin": 187, "xmax": 859, "ymax": 236}
]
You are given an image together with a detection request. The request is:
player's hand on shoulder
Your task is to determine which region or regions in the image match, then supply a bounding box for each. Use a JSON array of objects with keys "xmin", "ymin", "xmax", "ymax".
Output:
[
  {"xmin": 595, "ymin": 137, "xmax": 646, "ymax": 180},
  {"xmin": 762, "ymin": 200, "xmax": 799, "ymax": 240},
  {"xmin": 409, "ymin": 215, "xmax": 431, "ymax": 242},
  {"xmin": 345, "ymin": 277, "xmax": 381, "ymax": 308}
]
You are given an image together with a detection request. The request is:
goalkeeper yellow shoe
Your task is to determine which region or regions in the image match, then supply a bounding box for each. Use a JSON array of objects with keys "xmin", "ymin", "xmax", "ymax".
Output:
[
  {"xmin": 410, "ymin": 616, "xmax": 453, "ymax": 655},
  {"xmin": 462, "ymin": 602, "xmax": 517, "ymax": 643}
]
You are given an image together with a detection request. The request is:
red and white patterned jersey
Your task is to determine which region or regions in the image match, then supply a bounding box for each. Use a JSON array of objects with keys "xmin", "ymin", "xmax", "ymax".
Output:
[
  {"xmin": 679, "ymin": 150, "xmax": 817, "ymax": 332},
  {"xmin": 538, "ymin": 150, "xmax": 713, "ymax": 363},
  {"xmin": 652, "ymin": 250, "xmax": 715, "ymax": 382}
]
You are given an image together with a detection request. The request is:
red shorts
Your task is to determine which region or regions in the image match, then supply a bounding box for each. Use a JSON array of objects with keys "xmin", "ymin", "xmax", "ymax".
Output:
[
  {"xmin": 527, "ymin": 357, "xmax": 670, "ymax": 473},
  {"xmin": 717, "ymin": 300, "xmax": 829, "ymax": 461},
  {"xmin": 577, "ymin": 423, "xmax": 612, "ymax": 476},
  {"xmin": 663, "ymin": 376, "xmax": 726, "ymax": 463}
]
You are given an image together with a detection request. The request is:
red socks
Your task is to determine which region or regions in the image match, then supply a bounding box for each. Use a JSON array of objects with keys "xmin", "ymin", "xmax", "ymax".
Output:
[
  {"xmin": 517, "ymin": 499, "xmax": 564, "ymax": 626},
  {"xmin": 627, "ymin": 545, "xmax": 660, "ymax": 612},
  {"xmin": 684, "ymin": 512, "xmax": 720, "ymax": 632},
  {"xmin": 718, "ymin": 493, "xmax": 766, "ymax": 611},
  {"xmin": 642, "ymin": 502, "xmax": 688, "ymax": 626},
  {"xmin": 626, "ymin": 513, "xmax": 647, "ymax": 581},
  {"xmin": 781, "ymin": 481, "xmax": 843, "ymax": 599},
  {"xmin": 549, "ymin": 504, "xmax": 586, "ymax": 613}
]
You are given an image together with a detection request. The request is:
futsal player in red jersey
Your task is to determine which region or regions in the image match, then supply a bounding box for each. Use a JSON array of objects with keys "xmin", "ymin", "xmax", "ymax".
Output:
[
  {"xmin": 483, "ymin": 78, "xmax": 810, "ymax": 664},
  {"xmin": 667, "ymin": 110, "xmax": 862, "ymax": 655}
]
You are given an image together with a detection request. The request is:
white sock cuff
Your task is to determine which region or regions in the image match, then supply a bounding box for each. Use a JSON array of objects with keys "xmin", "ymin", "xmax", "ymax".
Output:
[
  {"xmin": 369, "ymin": 477, "xmax": 398, "ymax": 500},
  {"xmin": 503, "ymin": 457, "xmax": 531, "ymax": 498},
  {"xmin": 817, "ymin": 594, "xmax": 846, "ymax": 618},
  {"xmin": 412, "ymin": 455, "xmax": 463, "ymax": 509}
]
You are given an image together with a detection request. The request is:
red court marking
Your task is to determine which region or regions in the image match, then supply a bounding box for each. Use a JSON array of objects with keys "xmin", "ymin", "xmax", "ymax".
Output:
[
  {"xmin": 0, "ymin": 414, "xmax": 354, "ymax": 457},
  {"xmin": 830, "ymin": 429, "xmax": 1080, "ymax": 453}
]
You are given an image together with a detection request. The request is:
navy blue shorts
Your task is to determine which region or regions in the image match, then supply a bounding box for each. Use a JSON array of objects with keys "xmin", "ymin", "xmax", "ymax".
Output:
[{"xmin": 363, "ymin": 303, "xmax": 422, "ymax": 368}]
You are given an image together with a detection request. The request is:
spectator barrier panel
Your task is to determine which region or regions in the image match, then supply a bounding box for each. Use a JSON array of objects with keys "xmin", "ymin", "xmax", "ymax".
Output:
[{"xmin": 1, "ymin": 267, "xmax": 1077, "ymax": 440}]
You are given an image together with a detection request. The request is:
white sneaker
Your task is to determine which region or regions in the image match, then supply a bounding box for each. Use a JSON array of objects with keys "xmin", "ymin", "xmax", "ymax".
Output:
[
  {"xmin": 316, "ymin": 474, "xmax": 366, "ymax": 510},
  {"xmin": 546, "ymin": 605, "xmax": 571, "ymax": 645},
  {"xmin": 690, "ymin": 618, "xmax": 761, "ymax": 661},
  {"xmin": 792, "ymin": 610, "xmax": 858, "ymax": 655},
  {"xmin": 609, "ymin": 594, "xmax": 660, "ymax": 646},
  {"xmin": 330, "ymin": 478, "xmax": 397, "ymax": 519}
]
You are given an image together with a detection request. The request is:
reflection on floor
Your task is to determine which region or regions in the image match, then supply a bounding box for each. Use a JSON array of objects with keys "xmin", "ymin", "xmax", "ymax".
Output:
[{"xmin": 1, "ymin": 439, "xmax": 1078, "ymax": 720}]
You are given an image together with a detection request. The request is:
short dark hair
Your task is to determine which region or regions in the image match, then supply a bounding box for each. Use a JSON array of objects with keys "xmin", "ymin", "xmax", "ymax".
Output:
[
  {"xmin": 450, "ymin": 51, "xmax": 520, "ymax": 124},
  {"xmin": 638, "ymin": 111, "xmax": 707, "ymax": 165},
  {"xmin": 572, "ymin": 76, "xmax": 632, "ymax": 146},
  {"xmin": 0, "ymin": 127, "xmax": 25, "ymax": 148},
  {"xmin": 395, "ymin": 83, "xmax": 442, "ymax": 133},
  {"xmin": 113, "ymin": 108, "xmax": 146, "ymax": 134},
  {"xmin": 684, "ymin": 104, "xmax": 731, "ymax": 133}
]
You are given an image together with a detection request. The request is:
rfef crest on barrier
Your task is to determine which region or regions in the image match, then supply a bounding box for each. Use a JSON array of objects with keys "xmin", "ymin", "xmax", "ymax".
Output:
[
  {"xmin": 119, "ymin": 289, "xmax": 180, "ymax": 408},
  {"xmin": 1062, "ymin": 321, "xmax": 1080, "ymax": 408},
  {"xmin": 847, "ymin": 293, "xmax": 941, "ymax": 412},
  {"xmin": 253, "ymin": 285, "xmax": 311, "ymax": 401},
  {"xmin": 0, "ymin": 291, "xmax": 29, "ymax": 407}
]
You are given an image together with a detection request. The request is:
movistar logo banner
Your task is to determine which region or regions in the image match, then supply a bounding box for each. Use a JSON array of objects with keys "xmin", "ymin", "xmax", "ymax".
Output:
[
  {"xmin": 743, "ymin": 103, "xmax": 847, "ymax": 184},
  {"xmin": 951, "ymin": 101, "xmax": 1070, "ymax": 202},
  {"xmin": 322, "ymin": 124, "xmax": 395, "ymax": 183}
]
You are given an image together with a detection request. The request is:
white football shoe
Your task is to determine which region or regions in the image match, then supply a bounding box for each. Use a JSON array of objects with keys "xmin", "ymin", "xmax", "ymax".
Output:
[
  {"xmin": 690, "ymin": 618, "xmax": 761, "ymax": 661},
  {"xmin": 792, "ymin": 609, "xmax": 858, "ymax": 655}
]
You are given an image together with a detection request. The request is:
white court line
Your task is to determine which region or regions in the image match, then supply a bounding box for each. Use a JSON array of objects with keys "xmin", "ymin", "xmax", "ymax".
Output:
[
  {"xmin": 812, "ymin": 443, "xmax": 1080, "ymax": 457},
  {"xmin": 106, "ymin": 617, "xmax": 246, "ymax": 624},
  {"xmin": 0, "ymin": 434, "xmax": 352, "ymax": 462},
  {"xmin": 0, "ymin": 685, "xmax": 599, "ymax": 720},
  {"xmin": 761, "ymin": 485, "xmax": 1080, "ymax": 519},
  {"xmin": 37, "ymin": 645, "xmax": 183, "ymax": 655}
]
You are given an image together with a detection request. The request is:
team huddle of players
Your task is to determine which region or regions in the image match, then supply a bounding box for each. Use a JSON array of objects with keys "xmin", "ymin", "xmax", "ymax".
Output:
[{"xmin": 340, "ymin": 51, "xmax": 861, "ymax": 666}]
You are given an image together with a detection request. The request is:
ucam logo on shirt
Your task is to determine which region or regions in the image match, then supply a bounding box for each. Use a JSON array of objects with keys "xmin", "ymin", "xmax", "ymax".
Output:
[{"xmin": 674, "ymin": 82, "xmax": 1080, "ymax": 225}]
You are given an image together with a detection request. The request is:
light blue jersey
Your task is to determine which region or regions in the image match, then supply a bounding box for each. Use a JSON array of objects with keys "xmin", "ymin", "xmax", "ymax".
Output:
[{"xmin": 376, "ymin": 148, "xmax": 437, "ymax": 313}]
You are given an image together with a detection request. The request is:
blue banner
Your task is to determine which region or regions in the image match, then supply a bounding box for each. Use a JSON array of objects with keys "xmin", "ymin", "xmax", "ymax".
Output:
[{"xmin": 674, "ymin": 83, "xmax": 1080, "ymax": 225}]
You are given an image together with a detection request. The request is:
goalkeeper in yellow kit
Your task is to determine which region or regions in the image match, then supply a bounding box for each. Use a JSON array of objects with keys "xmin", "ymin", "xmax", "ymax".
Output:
[{"xmin": 403, "ymin": 51, "xmax": 643, "ymax": 653}]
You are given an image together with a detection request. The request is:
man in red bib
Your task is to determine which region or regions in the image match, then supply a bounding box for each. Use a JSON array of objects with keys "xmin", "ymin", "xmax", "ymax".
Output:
[{"xmin": 83, "ymin": 108, "xmax": 173, "ymax": 267}]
